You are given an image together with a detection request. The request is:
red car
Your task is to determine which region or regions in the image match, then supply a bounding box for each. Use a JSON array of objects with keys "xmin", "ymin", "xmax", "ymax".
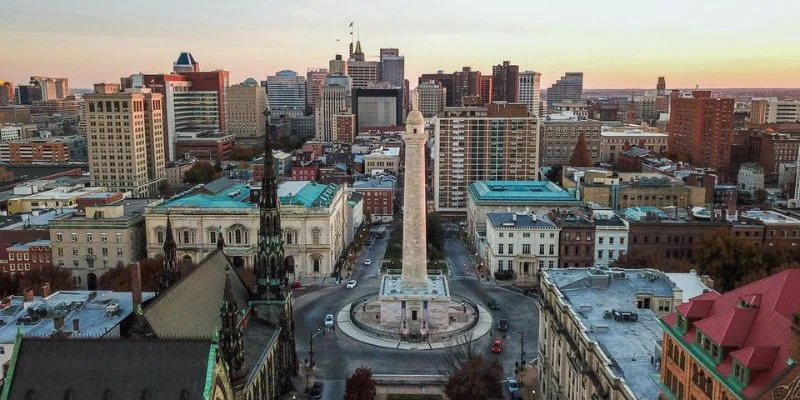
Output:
[
  {"xmin": 491, "ymin": 340, "xmax": 503, "ymax": 353},
  {"xmin": 291, "ymin": 281, "xmax": 302, "ymax": 289}
]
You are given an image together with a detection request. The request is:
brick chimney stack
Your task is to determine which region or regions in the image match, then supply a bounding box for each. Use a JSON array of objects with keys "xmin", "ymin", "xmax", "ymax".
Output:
[
  {"xmin": 53, "ymin": 315, "xmax": 65, "ymax": 331},
  {"xmin": 23, "ymin": 289, "xmax": 34, "ymax": 302},
  {"xmin": 40, "ymin": 283, "xmax": 51, "ymax": 298},
  {"xmin": 131, "ymin": 262, "xmax": 142, "ymax": 310}
]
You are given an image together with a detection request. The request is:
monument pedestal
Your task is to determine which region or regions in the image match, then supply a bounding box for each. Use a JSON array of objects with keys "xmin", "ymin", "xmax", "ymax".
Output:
[{"xmin": 378, "ymin": 274, "xmax": 452, "ymax": 335}]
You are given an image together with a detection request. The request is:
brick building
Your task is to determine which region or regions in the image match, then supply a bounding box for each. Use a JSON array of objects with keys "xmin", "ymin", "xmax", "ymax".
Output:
[
  {"xmin": 291, "ymin": 164, "xmax": 319, "ymax": 181},
  {"xmin": 353, "ymin": 175, "xmax": 396, "ymax": 222},
  {"xmin": 747, "ymin": 130, "xmax": 800, "ymax": 184},
  {"xmin": 4, "ymin": 239, "xmax": 51, "ymax": 276},
  {"xmin": 667, "ymin": 91, "xmax": 734, "ymax": 180},
  {"xmin": 174, "ymin": 131, "xmax": 235, "ymax": 161},
  {"xmin": 549, "ymin": 210, "xmax": 595, "ymax": 268}
]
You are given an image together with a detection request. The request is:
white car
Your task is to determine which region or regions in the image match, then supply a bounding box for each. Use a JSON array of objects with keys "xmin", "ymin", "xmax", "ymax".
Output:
[
  {"xmin": 324, "ymin": 314, "xmax": 334, "ymax": 328},
  {"xmin": 346, "ymin": 280, "xmax": 357, "ymax": 289},
  {"xmin": 364, "ymin": 259, "xmax": 372, "ymax": 266}
]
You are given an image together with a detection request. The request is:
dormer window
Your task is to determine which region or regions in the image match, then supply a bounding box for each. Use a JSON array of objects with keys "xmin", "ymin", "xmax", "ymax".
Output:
[{"xmin": 732, "ymin": 360, "xmax": 749, "ymax": 386}]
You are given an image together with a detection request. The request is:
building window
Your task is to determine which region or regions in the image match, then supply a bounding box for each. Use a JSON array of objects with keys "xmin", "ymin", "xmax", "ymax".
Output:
[
  {"xmin": 522, "ymin": 233, "xmax": 530, "ymax": 238},
  {"xmin": 499, "ymin": 232, "xmax": 504, "ymax": 238},
  {"xmin": 235, "ymin": 229, "xmax": 243, "ymax": 244},
  {"xmin": 71, "ymin": 233, "xmax": 78, "ymax": 242},
  {"xmin": 56, "ymin": 233, "xmax": 63, "ymax": 242},
  {"xmin": 86, "ymin": 233, "xmax": 92, "ymax": 242},
  {"xmin": 57, "ymin": 247, "xmax": 63, "ymax": 256},
  {"xmin": 73, "ymin": 248, "xmax": 79, "ymax": 256},
  {"xmin": 87, "ymin": 248, "xmax": 93, "ymax": 256},
  {"xmin": 312, "ymin": 228, "xmax": 321, "ymax": 245},
  {"xmin": 620, "ymin": 237, "xmax": 625, "ymax": 245},
  {"xmin": 210, "ymin": 231, "xmax": 217, "ymax": 244},
  {"xmin": 522, "ymin": 244, "xmax": 530, "ymax": 254},
  {"xmin": 539, "ymin": 260, "xmax": 544, "ymax": 269},
  {"xmin": 658, "ymin": 300, "xmax": 671, "ymax": 312},
  {"xmin": 609, "ymin": 237, "xmax": 615, "ymax": 245},
  {"xmin": 101, "ymin": 233, "xmax": 108, "ymax": 242},
  {"xmin": 599, "ymin": 237, "xmax": 604, "ymax": 244},
  {"xmin": 73, "ymin": 260, "xmax": 79, "ymax": 267},
  {"xmin": 157, "ymin": 231, "xmax": 164, "ymax": 244},
  {"xmin": 498, "ymin": 244, "xmax": 504, "ymax": 255},
  {"xmin": 507, "ymin": 260, "xmax": 513, "ymax": 270},
  {"xmin": 539, "ymin": 244, "xmax": 544, "ymax": 255},
  {"xmin": 548, "ymin": 260, "xmax": 554, "ymax": 268},
  {"xmin": 312, "ymin": 257, "xmax": 321, "ymax": 273},
  {"xmin": 116, "ymin": 233, "xmax": 122, "ymax": 243},
  {"xmin": 117, "ymin": 248, "xmax": 123, "ymax": 256},
  {"xmin": 549, "ymin": 244, "xmax": 554, "ymax": 255},
  {"xmin": 497, "ymin": 259, "xmax": 503, "ymax": 271}
]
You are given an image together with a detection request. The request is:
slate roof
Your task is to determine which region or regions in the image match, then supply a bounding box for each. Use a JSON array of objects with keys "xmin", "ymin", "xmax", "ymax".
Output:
[
  {"xmin": 143, "ymin": 250, "xmax": 250, "ymax": 338},
  {"xmin": 5, "ymin": 338, "xmax": 213, "ymax": 400},
  {"xmin": 199, "ymin": 177, "xmax": 236, "ymax": 195},
  {"xmin": 663, "ymin": 269, "xmax": 800, "ymax": 398}
]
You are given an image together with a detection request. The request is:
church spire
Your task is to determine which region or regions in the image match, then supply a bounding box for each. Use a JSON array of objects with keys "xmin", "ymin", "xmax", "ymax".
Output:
[
  {"xmin": 161, "ymin": 215, "xmax": 177, "ymax": 290},
  {"xmin": 219, "ymin": 267, "xmax": 246, "ymax": 384},
  {"xmin": 255, "ymin": 108, "xmax": 287, "ymax": 299}
]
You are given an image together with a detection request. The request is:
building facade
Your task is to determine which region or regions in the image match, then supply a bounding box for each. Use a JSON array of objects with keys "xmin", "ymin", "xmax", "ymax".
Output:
[
  {"xmin": 353, "ymin": 175, "xmax": 396, "ymax": 222},
  {"xmin": 49, "ymin": 200, "xmax": 148, "ymax": 289},
  {"xmin": 485, "ymin": 212, "xmax": 559, "ymax": 284},
  {"xmin": 600, "ymin": 127, "xmax": 669, "ymax": 164},
  {"xmin": 363, "ymin": 146, "xmax": 400, "ymax": 175},
  {"xmin": 519, "ymin": 70, "xmax": 541, "ymax": 117},
  {"xmin": 667, "ymin": 91, "xmax": 734, "ymax": 180},
  {"xmin": 750, "ymin": 98, "xmax": 800, "ymax": 124},
  {"xmin": 433, "ymin": 104, "xmax": 541, "ymax": 213},
  {"xmin": 592, "ymin": 211, "xmax": 629, "ymax": 267},
  {"xmin": 737, "ymin": 163, "xmax": 765, "ymax": 193},
  {"xmin": 315, "ymin": 76, "xmax": 351, "ymax": 142},
  {"xmin": 550, "ymin": 211, "xmax": 595, "ymax": 268},
  {"xmin": 416, "ymin": 81, "xmax": 446, "ymax": 118},
  {"xmin": 226, "ymin": 82, "xmax": 267, "ymax": 139},
  {"xmin": 266, "ymin": 70, "xmax": 307, "ymax": 122},
  {"xmin": 546, "ymin": 72, "xmax": 583, "ymax": 109},
  {"xmin": 453, "ymin": 67, "xmax": 481, "ymax": 107},
  {"xmin": 332, "ymin": 113, "xmax": 356, "ymax": 143},
  {"xmin": 305, "ymin": 68, "xmax": 328, "ymax": 111},
  {"xmin": 4, "ymin": 239, "xmax": 51, "ymax": 276},
  {"xmin": 352, "ymin": 88, "xmax": 403, "ymax": 129},
  {"xmin": 540, "ymin": 112, "xmax": 602, "ymax": 166},
  {"xmin": 347, "ymin": 60, "xmax": 379, "ymax": 89},
  {"xmin": 85, "ymin": 86, "xmax": 166, "ymax": 197},
  {"xmin": 491, "ymin": 61, "xmax": 519, "ymax": 103}
]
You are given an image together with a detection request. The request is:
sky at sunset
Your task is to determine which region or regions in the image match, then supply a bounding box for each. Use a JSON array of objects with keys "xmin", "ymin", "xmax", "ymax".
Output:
[{"xmin": 2, "ymin": 0, "xmax": 800, "ymax": 89}]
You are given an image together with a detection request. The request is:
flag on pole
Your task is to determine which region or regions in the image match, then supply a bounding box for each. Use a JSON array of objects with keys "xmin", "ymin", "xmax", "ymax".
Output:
[{"xmin": 348, "ymin": 22, "xmax": 353, "ymax": 27}]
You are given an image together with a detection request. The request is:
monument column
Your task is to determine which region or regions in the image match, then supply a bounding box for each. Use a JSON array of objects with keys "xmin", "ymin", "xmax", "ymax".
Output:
[{"xmin": 401, "ymin": 97, "xmax": 428, "ymax": 286}]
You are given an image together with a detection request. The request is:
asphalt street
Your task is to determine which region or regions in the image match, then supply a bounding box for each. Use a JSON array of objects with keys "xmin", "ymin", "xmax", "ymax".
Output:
[
  {"xmin": 292, "ymin": 235, "xmax": 539, "ymax": 400},
  {"xmin": 349, "ymin": 226, "xmax": 391, "ymax": 281}
]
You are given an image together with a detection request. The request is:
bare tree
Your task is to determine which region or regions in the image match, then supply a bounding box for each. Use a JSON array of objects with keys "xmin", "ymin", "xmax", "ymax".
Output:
[{"xmin": 437, "ymin": 331, "xmax": 480, "ymax": 376}]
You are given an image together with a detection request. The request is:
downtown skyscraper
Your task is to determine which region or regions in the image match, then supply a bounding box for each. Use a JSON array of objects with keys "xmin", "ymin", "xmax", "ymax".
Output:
[
  {"xmin": 547, "ymin": 72, "xmax": 583, "ymax": 109},
  {"xmin": 518, "ymin": 70, "xmax": 541, "ymax": 117},
  {"xmin": 491, "ymin": 61, "xmax": 519, "ymax": 103},
  {"xmin": 668, "ymin": 90, "xmax": 734, "ymax": 179}
]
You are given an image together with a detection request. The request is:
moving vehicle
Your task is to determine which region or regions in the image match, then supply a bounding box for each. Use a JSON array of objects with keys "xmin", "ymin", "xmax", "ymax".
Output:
[
  {"xmin": 487, "ymin": 299, "xmax": 501, "ymax": 310},
  {"xmin": 506, "ymin": 378, "xmax": 520, "ymax": 394},
  {"xmin": 497, "ymin": 319, "xmax": 509, "ymax": 332},
  {"xmin": 346, "ymin": 280, "xmax": 357, "ymax": 289},
  {"xmin": 491, "ymin": 340, "xmax": 503, "ymax": 353},
  {"xmin": 324, "ymin": 314, "xmax": 334, "ymax": 328},
  {"xmin": 364, "ymin": 259, "xmax": 372, "ymax": 266},
  {"xmin": 290, "ymin": 281, "xmax": 302, "ymax": 289}
]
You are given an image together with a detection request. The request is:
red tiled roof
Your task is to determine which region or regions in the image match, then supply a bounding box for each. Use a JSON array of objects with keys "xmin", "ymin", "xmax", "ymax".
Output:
[
  {"xmin": 730, "ymin": 347, "xmax": 779, "ymax": 370},
  {"xmin": 661, "ymin": 269, "xmax": 800, "ymax": 398}
]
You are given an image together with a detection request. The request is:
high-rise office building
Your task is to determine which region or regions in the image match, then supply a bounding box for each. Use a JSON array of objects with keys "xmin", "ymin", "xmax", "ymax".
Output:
[
  {"xmin": 668, "ymin": 90, "xmax": 734, "ymax": 179},
  {"xmin": 656, "ymin": 76, "xmax": 666, "ymax": 96},
  {"xmin": 226, "ymin": 81, "xmax": 267, "ymax": 139},
  {"xmin": 332, "ymin": 113, "xmax": 356, "ymax": 143},
  {"xmin": 29, "ymin": 76, "xmax": 69, "ymax": 100},
  {"xmin": 491, "ymin": 61, "xmax": 519, "ymax": 103},
  {"xmin": 453, "ymin": 67, "xmax": 481, "ymax": 107},
  {"xmin": 329, "ymin": 54, "xmax": 347, "ymax": 76},
  {"xmin": 306, "ymin": 68, "xmax": 328, "ymax": 111},
  {"xmin": 173, "ymin": 52, "xmax": 200, "ymax": 73},
  {"xmin": 547, "ymin": 72, "xmax": 583, "ymax": 108},
  {"xmin": 433, "ymin": 103, "xmax": 540, "ymax": 213},
  {"xmin": 265, "ymin": 70, "xmax": 307, "ymax": 122},
  {"xmin": 379, "ymin": 49, "xmax": 404, "ymax": 88},
  {"xmin": 480, "ymin": 76, "xmax": 493, "ymax": 106},
  {"xmin": 85, "ymin": 85, "xmax": 165, "ymax": 197},
  {"xmin": 352, "ymin": 88, "xmax": 403, "ymax": 129},
  {"xmin": 315, "ymin": 75, "xmax": 352, "ymax": 141},
  {"xmin": 750, "ymin": 98, "xmax": 800, "ymax": 124},
  {"xmin": 518, "ymin": 71, "xmax": 541, "ymax": 117},
  {"xmin": 416, "ymin": 81, "xmax": 446, "ymax": 118},
  {"xmin": 15, "ymin": 85, "xmax": 41, "ymax": 105},
  {"xmin": 419, "ymin": 71, "xmax": 455, "ymax": 107},
  {"xmin": 348, "ymin": 60, "xmax": 379, "ymax": 89}
]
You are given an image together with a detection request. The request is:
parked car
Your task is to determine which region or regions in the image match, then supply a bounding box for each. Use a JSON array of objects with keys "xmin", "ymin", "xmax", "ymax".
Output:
[
  {"xmin": 309, "ymin": 381, "xmax": 323, "ymax": 400},
  {"xmin": 487, "ymin": 299, "xmax": 501, "ymax": 310},
  {"xmin": 290, "ymin": 281, "xmax": 302, "ymax": 289},
  {"xmin": 364, "ymin": 258, "xmax": 372, "ymax": 265},
  {"xmin": 497, "ymin": 318, "xmax": 509, "ymax": 332},
  {"xmin": 506, "ymin": 378, "xmax": 520, "ymax": 394},
  {"xmin": 491, "ymin": 340, "xmax": 503, "ymax": 353},
  {"xmin": 324, "ymin": 314, "xmax": 334, "ymax": 328},
  {"xmin": 346, "ymin": 280, "xmax": 357, "ymax": 289}
]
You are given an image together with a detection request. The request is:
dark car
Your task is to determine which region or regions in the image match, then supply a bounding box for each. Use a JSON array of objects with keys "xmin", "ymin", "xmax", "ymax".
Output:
[
  {"xmin": 487, "ymin": 299, "xmax": 501, "ymax": 310},
  {"xmin": 497, "ymin": 318, "xmax": 509, "ymax": 332},
  {"xmin": 309, "ymin": 381, "xmax": 323, "ymax": 400}
]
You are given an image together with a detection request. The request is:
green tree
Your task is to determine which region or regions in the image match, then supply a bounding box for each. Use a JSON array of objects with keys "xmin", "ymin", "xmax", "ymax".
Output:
[
  {"xmin": 19, "ymin": 264, "xmax": 73, "ymax": 293},
  {"xmin": 444, "ymin": 356, "xmax": 503, "ymax": 400},
  {"xmin": 344, "ymin": 366, "xmax": 377, "ymax": 400},
  {"xmin": 545, "ymin": 164, "xmax": 563, "ymax": 185},
  {"xmin": 693, "ymin": 229, "xmax": 766, "ymax": 292},
  {"xmin": 184, "ymin": 161, "xmax": 218, "ymax": 184},
  {"xmin": 228, "ymin": 146, "xmax": 262, "ymax": 161}
]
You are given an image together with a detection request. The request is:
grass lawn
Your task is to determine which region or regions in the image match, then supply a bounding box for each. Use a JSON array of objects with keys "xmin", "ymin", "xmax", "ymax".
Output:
[{"xmin": 386, "ymin": 395, "xmax": 444, "ymax": 400}]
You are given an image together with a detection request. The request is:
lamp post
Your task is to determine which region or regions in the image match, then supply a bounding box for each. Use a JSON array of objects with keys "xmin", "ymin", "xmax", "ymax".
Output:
[{"xmin": 306, "ymin": 327, "xmax": 327, "ymax": 391}]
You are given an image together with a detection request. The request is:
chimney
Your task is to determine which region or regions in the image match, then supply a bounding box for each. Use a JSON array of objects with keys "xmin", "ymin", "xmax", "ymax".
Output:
[
  {"xmin": 23, "ymin": 289, "xmax": 34, "ymax": 302},
  {"xmin": 53, "ymin": 315, "xmax": 65, "ymax": 331},
  {"xmin": 131, "ymin": 262, "xmax": 142, "ymax": 310},
  {"xmin": 72, "ymin": 318, "xmax": 80, "ymax": 332},
  {"xmin": 41, "ymin": 283, "xmax": 51, "ymax": 298}
]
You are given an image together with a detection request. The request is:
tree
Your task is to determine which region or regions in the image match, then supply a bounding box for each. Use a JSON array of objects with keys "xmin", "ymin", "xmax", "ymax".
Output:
[
  {"xmin": 426, "ymin": 212, "xmax": 445, "ymax": 252},
  {"xmin": 444, "ymin": 356, "xmax": 503, "ymax": 400},
  {"xmin": 343, "ymin": 366, "xmax": 377, "ymax": 400},
  {"xmin": 19, "ymin": 264, "xmax": 73, "ymax": 293},
  {"xmin": 184, "ymin": 161, "xmax": 219, "ymax": 184},
  {"xmin": 753, "ymin": 188, "xmax": 768, "ymax": 204},
  {"xmin": 693, "ymin": 229, "xmax": 766, "ymax": 292},
  {"xmin": 611, "ymin": 249, "xmax": 693, "ymax": 272},
  {"xmin": 228, "ymin": 146, "xmax": 262, "ymax": 161},
  {"xmin": 97, "ymin": 257, "xmax": 173, "ymax": 292},
  {"xmin": 214, "ymin": 159, "xmax": 223, "ymax": 173},
  {"xmin": 438, "ymin": 332, "xmax": 480, "ymax": 376},
  {"xmin": 157, "ymin": 180, "xmax": 174, "ymax": 198}
]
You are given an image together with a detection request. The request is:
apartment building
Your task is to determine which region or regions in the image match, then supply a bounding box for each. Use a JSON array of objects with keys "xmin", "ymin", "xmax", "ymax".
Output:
[
  {"xmin": 540, "ymin": 111, "xmax": 602, "ymax": 167},
  {"xmin": 434, "ymin": 103, "xmax": 540, "ymax": 213},
  {"xmin": 485, "ymin": 211, "xmax": 559, "ymax": 285}
]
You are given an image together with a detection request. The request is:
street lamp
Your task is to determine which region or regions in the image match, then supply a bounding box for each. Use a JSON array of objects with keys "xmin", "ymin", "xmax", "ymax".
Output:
[{"xmin": 305, "ymin": 327, "xmax": 328, "ymax": 392}]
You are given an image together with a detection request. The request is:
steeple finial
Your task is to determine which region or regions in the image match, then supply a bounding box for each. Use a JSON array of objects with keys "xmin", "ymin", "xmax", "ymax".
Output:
[
  {"xmin": 161, "ymin": 214, "xmax": 178, "ymax": 290},
  {"xmin": 219, "ymin": 266, "xmax": 246, "ymax": 383}
]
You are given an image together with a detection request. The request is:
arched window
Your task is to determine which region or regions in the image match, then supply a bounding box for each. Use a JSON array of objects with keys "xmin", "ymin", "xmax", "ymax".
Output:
[
  {"xmin": 313, "ymin": 258, "xmax": 321, "ymax": 273},
  {"xmin": 235, "ymin": 229, "xmax": 242, "ymax": 244},
  {"xmin": 285, "ymin": 230, "xmax": 293, "ymax": 245},
  {"xmin": 311, "ymin": 228, "xmax": 321, "ymax": 245}
]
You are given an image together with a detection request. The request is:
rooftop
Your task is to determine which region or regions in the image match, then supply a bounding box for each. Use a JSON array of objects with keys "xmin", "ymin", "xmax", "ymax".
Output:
[
  {"xmin": 380, "ymin": 274, "xmax": 450, "ymax": 297},
  {"xmin": 52, "ymin": 198, "xmax": 152, "ymax": 222},
  {"xmin": 353, "ymin": 175, "xmax": 396, "ymax": 190},
  {"xmin": 0, "ymin": 290, "xmax": 156, "ymax": 343},
  {"xmin": 12, "ymin": 185, "xmax": 106, "ymax": 201},
  {"xmin": 7, "ymin": 239, "xmax": 51, "ymax": 251},
  {"xmin": 487, "ymin": 212, "xmax": 557, "ymax": 229},
  {"xmin": 740, "ymin": 209, "xmax": 800, "ymax": 224},
  {"xmin": 468, "ymin": 181, "xmax": 580, "ymax": 205},
  {"xmin": 156, "ymin": 183, "xmax": 254, "ymax": 211},
  {"xmin": 365, "ymin": 147, "xmax": 400, "ymax": 157},
  {"xmin": 0, "ymin": 208, "xmax": 77, "ymax": 230},
  {"xmin": 278, "ymin": 181, "xmax": 340, "ymax": 208},
  {"xmin": 546, "ymin": 268, "xmax": 680, "ymax": 400}
]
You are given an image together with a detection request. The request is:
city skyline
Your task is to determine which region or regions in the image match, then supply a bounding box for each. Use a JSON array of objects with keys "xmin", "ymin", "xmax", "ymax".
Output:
[{"xmin": 3, "ymin": 0, "xmax": 800, "ymax": 89}]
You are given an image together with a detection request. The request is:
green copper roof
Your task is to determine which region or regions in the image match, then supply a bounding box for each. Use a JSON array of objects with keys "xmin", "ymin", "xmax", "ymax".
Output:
[
  {"xmin": 158, "ymin": 183, "xmax": 255, "ymax": 210},
  {"xmin": 468, "ymin": 180, "xmax": 580, "ymax": 204},
  {"xmin": 279, "ymin": 181, "xmax": 339, "ymax": 208}
]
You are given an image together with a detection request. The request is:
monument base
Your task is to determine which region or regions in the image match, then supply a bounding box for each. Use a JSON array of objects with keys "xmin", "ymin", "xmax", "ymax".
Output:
[{"xmin": 375, "ymin": 274, "xmax": 463, "ymax": 336}]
